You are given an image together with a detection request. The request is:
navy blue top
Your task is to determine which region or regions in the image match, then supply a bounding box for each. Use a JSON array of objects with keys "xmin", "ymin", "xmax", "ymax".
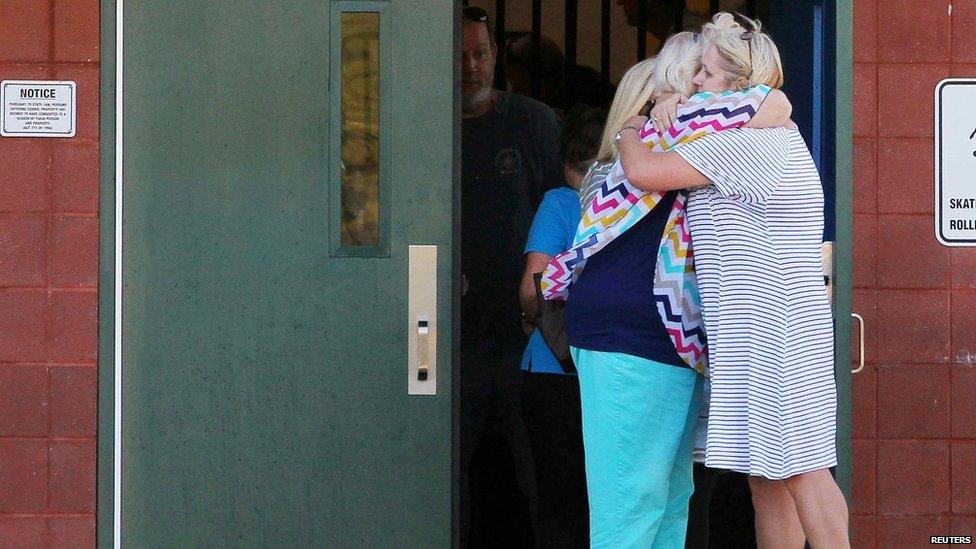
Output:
[{"xmin": 565, "ymin": 191, "xmax": 686, "ymax": 367}]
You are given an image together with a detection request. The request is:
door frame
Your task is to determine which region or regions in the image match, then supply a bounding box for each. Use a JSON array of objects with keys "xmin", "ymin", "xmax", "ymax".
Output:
[
  {"xmin": 96, "ymin": 0, "xmax": 119, "ymax": 545},
  {"xmin": 97, "ymin": 1, "xmax": 854, "ymax": 546},
  {"xmin": 451, "ymin": 2, "xmax": 462, "ymax": 548},
  {"xmin": 830, "ymin": 0, "xmax": 854, "ymax": 500}
]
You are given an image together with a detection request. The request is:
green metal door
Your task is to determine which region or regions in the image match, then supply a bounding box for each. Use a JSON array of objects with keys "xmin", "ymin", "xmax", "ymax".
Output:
[{"xmin": 98, "ymin": 1, "xmax": 455, "ymax": 546}]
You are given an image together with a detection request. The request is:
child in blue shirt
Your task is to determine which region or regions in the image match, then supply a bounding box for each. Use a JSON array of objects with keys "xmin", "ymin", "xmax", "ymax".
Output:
[
  {"xmin": 517, "ymin": 106, "xmax": 605, "ymax": 547},
  {"xmin": 518, "ymin": 106, "xmax": 606, "ymax": 374},
  {"xmin": 519, "ymin": 186, "xmax": 580, "ymax": 374}
]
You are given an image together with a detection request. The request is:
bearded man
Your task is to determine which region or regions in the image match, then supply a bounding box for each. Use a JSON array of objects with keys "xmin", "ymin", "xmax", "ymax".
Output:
[{"xmin": 459, "ymin": 6, "xmax": 564, "ymax": 546}]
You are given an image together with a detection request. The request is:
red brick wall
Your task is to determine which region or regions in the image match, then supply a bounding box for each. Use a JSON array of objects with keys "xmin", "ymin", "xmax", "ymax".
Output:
[
  {"xmin": 851, "ymin": 0, "xmax": 976, "ymax": 547},
  {"xmin": 0, "ymin": 1, "xmax": 99, "ymax": 546}
]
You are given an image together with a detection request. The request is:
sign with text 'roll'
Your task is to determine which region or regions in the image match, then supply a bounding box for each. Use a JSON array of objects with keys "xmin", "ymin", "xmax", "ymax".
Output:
[
  {"xmin": 936, "ymin": 79, "xmax": 976, "ymax": 246},
  {"xmin": 1, "ymin": 80, "xmax": 76, "ymax": 137}
]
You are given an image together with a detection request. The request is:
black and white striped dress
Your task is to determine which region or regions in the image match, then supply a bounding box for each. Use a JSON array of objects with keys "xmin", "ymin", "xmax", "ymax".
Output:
[{"xmin": 676, "ymin": 127, "xmax": 837, "ymax": 480}]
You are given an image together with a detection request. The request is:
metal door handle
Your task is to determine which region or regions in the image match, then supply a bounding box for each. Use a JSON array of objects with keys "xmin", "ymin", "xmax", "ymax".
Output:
[
  {"xmin": 851, "ymin": 312, "xmax": 865, "ymax": 374},
  {"xmin": 408, "ymin": 245, "xmax": 436, "ymax": 395},
  {"xmin": 417, "ymin": 319, "xmax": 430, "ymax": 382}
]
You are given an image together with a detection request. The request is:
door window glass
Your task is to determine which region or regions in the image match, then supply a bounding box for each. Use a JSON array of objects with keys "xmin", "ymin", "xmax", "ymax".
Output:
[
  {"xmin": 331, "ymin": 4, "xmax": 389, "ymax": 257},
  {"xmin": 341, "ymin": 12, "xmax": 380, "ymax": 247}
]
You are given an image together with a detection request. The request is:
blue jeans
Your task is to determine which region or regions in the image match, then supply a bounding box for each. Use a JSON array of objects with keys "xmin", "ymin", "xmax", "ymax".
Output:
[{"xmin": 572, "ymin": 347, "xmax": 704, "ymax": 549}]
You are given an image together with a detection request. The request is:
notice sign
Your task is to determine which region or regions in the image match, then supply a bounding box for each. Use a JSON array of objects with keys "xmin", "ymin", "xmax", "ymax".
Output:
[
  {"xmin": 936, "ymin": 79, "xmax": 976, "ymax": 246},
  {"xmin": 1, "ymin": 80, "xmax": 76, "ymax": 137}
]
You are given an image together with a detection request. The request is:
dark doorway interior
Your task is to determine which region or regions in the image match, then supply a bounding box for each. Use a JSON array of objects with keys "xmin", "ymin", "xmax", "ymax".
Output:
[{"xmin": 459, "ymin": 1, "xmax": 837, "ymax": 547}]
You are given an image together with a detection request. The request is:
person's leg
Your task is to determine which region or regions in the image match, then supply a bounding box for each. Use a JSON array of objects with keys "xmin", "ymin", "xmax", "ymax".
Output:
[
  {"xmin": 573, "ymin": 347, "xmax": 699, "ymax": 549},
  {"xmin": 684, "ymin": 464, "xmax": 721, "ymax": 549},
  {"xmin": 562, "ymin": 374, "xmax": 590, "ymax": 546},
  {"xmin": 520, "ymin": 372, "xmax": 558, "ymax": 546},
  {"xmin": 747, "ymin": 476, "xmax": 805, "ymax": 549},
  {"xmin": 496, "ymin": 360, "xmax": 541, "ymax": 545},
  {"xmin": 653, "ymin": 375, "xmax": 704, "ymax": 549},
  {"xmin": 521, "ymin": 372, "xmax": 589, "ymax": 548},
  {"xmin": 685, "ymin": 377, "xmax": 717, "ymax": 549},
  {"xmin": 459, "ymin": 355, "xmax": 494, "ymax": 546},
  {"xmin": 783, "ymin": 469, "xmax": 851, "ymax": 549}
]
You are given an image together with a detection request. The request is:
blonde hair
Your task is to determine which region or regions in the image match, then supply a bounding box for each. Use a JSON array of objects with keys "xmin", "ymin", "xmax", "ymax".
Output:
[
  {"xmin": 652, "ymin": 31, "xmax": 700, "ymax": 97},
  {"xmin": 597, "ymin": 58, "xmax": 656, "ymax": 163},
  {"xmin": 709, "ymin": 13, "xmax": 784, "ymax": 89},
  {"xmin": 699, "ymin": 12, "xmax": 742, "ymax": 49}
]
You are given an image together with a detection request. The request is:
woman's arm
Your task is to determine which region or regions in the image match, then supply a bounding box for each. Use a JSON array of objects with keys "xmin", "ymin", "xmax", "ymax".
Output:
[
  {"xmin": 656, "ymin": 88, "xmax": 792, "ymax": 132},
  {"xmin": 617, "ymin": 115, "xmax": 711, "ymax": 192},
  {"xmin": 745, "ymin": 88, "xmax": 793, "ymax": 128},
  {"xmin": 519, "ymin": 252, "xmax": 553, "ymax": 333}
]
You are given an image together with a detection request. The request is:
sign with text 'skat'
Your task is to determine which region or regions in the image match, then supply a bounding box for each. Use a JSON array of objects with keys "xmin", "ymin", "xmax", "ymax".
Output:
[
  {"xmin": 1, "ymin": 80, "xmax": 76, "ymax": 137},
  {"xmin": 936, "ymin": 79, "xmax": 976, "ymax": 246}
]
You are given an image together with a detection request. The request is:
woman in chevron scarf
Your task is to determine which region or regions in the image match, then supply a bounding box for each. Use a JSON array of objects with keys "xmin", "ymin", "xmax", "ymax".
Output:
[
  {"xmin": 613, "ymin": 13, "xmax": 850, "ymax": 549},
  {"xmin": 541, "ymin": 14, "xmax": 794, "ymax": 549}
]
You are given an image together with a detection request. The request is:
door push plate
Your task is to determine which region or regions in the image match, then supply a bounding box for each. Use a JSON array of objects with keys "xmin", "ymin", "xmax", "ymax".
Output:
[{"xmin": 408, "ymin": 245, "xmax": 437, "ymax": 395}]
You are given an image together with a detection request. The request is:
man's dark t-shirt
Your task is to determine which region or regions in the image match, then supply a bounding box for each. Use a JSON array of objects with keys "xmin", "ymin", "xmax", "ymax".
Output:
[{"xmin": 461, "ymin": 91, "xmax": 564, "ymax": 362}]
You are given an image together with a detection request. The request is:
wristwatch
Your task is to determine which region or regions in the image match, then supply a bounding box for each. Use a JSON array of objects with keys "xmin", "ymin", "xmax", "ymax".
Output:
[{"xmin": 614, "ymin": 125, "xmax": 641, "ymax": 144}]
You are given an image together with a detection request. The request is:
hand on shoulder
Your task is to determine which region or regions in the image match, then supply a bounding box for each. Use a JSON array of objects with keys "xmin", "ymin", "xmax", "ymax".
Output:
[
  {"xmin": 649, "ymin": 93, "xmax": 689, "ymax": 133},
  {"xmin": 745, "ymin": 88, "xmax": 793, "ymax": 129}
]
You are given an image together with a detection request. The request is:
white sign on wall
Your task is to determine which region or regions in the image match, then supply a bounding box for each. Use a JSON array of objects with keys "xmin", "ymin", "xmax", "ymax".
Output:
[
  {"xmin": 936, "ymin": 78, "xmax": 976, "ymax": 246},
  {"xmin": 1, "ymin": 80, "xmax": 76, "ymax": 138}
]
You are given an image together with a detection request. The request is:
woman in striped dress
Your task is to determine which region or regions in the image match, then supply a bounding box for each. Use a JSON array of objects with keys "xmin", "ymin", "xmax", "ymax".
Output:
[{"xmin": 615, "ymin": 16, "xmax": 850, "ymax": 549}]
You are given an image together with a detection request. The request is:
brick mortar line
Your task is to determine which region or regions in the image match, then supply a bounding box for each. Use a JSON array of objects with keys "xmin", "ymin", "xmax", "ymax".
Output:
[
  {"xmin": 853, "ymin": 286, "xmax": 964, "ymax": 290},
  {"xmin": 852, "ymin": 437, "xmax": 976, "ymax": 443},
  {"xmin": 873, "ymin": 61, "xmax": 880, "ymax": 154},
  {"xmin": 856, "ymin": 287, "xmax": 976, "ymax": 291},
  {"xmin": 47, "ymin": 0, "xmax": 56, "ymax": 69},
  {"xmin": 864, "ymin": 364, "xmax": 971, "ymax": 368},
  {"xmin": 0, "ymin": 362, "xmax": 96, "ymax": 367},
  {"xmin": 0, "ymin": 212, "xmax": 101, "ymax": 216},
  {"xmin": 0, "ymin": 513, "xmax": 94, "ymax": 518},
  {"xmin": 42, "ymin": 25, "xmax": 54, "ymax": 515},
  {"xmin": 796, "ymin": 511, "xmax": 976, "ymax": 518},
  {"xmin": 0, "ymin": 60, "xmax": 101, "ymax": 66},
  {"xmin": 0, "ymin": 287, "xmax": 97, "ymax": 292},
  {"xmin": 0, "ymin": 137, "xmax": 100, "ymax": 144},
  {"xmin": 864, "ymin": 360, "xmax": 976, "ymax": 373},
  {"xmin": 871, "ymin": 363, "xmax": 976, "ymax": 368},
  {"xmin": 870, "ymin": 61, "xmax": 965, "ymax": 66},
  {"xmin": 947, "ymin": 1, "xmax": 956, "ymax": 501},
  {"xmin": 866, "ymin": 135, "xmax": 941, "ymax": 139},
  {"xmin": 850, "ymin": 213, "xmax": 940, "ymax": 219},
  {"xmin": 872, "ymin": 512, "xmax": 973, "ymax": 517},
  {"xmin": 0, "ymin": 287, "xmax": 98, "ymax": 292},
  {"xmin": 853, "ymin": 288, "xmax": 976, "ymax": 292},
  {"xmin": 0, "ymin": 212, "xmax": 100, "ymax": 218},
  {"xmin": 0, "ymin": 436, "xmax": 96, "ymax": 442}
]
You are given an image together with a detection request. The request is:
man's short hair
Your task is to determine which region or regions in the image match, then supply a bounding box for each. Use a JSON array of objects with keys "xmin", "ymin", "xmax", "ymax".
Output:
[
  {"xmin": 462, "ymin": 6, "xmax": 494, "ymax": 46},
  {"xmin": 505, "ymin": 34, "xmax": 564, "ymax": 84}
]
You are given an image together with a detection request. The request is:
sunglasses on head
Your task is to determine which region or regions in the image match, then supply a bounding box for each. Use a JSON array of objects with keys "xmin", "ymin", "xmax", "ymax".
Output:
[
  {"xmin": 731, "ymin": 12, "xmax": 755, "ymax": 76},
  {"xmin": 731, "ymin": 11, "xmax": 757, "ymax": 33}
]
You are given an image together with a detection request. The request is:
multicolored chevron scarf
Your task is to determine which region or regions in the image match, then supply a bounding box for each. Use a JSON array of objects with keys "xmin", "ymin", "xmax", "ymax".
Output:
[{"xmin": 541, "ymin": 85, "xmax": 773, "ymax": 373}]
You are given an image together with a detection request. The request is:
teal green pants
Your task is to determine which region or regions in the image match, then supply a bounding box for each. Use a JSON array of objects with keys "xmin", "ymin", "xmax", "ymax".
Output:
[{"xmin": 572, "ymin": 347, "xmax": 704, "ymax": 549}]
